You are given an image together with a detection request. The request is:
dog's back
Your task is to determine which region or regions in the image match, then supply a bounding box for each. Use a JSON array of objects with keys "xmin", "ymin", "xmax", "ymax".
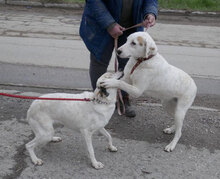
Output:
[
  {"xmin": 137, "ymin": 53, "xmax": 197, "ymax": 101},
  {"xmin": 27, "ymin": 92, "xmax": 98, "ymax": 130}
]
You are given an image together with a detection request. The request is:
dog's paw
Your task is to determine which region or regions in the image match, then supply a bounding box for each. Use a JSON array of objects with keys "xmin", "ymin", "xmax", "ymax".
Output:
[
  {"xmin": 51, "ymin": 137, "xmax": 62, "ymax": 142},
  {"xmin": 108, "ymin": 145, "xmax": 118, "ymax": 152},
  {"xmin": 164, "ymin": 143, "xmax": 176, "ymax": 152},
  {"xmin": 101, "ymin": 79, "xmax": 119, "ymax": 88},
  {"xmin": 32, "ymin": 158, "xmax": 43, "ymax": 166},
  {"xmin": 92, "ymin": 161, "xmax": 104, "ymax": 169},
  {"xmin": 163, "ymin": 127, "xmax": 175, "ymax": 134}
]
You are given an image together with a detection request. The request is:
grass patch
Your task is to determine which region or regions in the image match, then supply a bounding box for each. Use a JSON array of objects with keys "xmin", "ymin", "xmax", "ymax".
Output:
[
  {"xmin": 61, "ymin": 0, "xmax": 83, "ymax": 3},
  {"xmin": 39, "ymin": 0, "xmax": 84, "ymax": 3},
  {"xmin": 46, "ymin": 0, "xmax": 220, "ymax": 12},
  {"xmin": 158, "ymin": 0, "xmax": 220, "ymax": 11}
]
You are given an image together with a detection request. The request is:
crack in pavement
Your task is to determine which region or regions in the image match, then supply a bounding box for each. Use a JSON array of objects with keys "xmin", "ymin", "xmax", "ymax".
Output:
[{"xmin": 3, "ymin": 136, "xmax": 31, "ymax": 179}]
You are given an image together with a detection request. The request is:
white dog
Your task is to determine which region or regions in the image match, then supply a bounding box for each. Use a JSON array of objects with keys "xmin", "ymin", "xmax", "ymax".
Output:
[
  {"xmin": 25, "ymin": 72, "xmax": 122, "ymax": 169},
  {"xmin": 102, "ymin": 32, "xmax": 197, "ymax": 152}
]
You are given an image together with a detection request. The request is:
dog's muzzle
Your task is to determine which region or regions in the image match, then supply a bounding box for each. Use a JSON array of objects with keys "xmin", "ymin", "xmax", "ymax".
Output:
[
  {"xmin": 117, "ymin": 49, "xmax": 122, "ymax": 56},
  {"xmin": 100, "ymin": 87, "xmax": 109, "ymax": 97}
]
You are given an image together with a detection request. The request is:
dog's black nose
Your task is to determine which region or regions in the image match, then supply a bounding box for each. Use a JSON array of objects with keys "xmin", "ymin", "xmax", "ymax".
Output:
[{"xmin": 117, "ymin": 50, "xmax": 122, "ymax": 55}]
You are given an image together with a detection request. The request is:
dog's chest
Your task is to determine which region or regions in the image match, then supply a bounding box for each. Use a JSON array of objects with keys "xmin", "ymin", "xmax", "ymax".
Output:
[
  {"xmin": 94, "ymin": 104, "xmax": 115, "ymax": 120},
  {"xmin": 82, "ymin": 104, "xmax": 115, "ymax": 129}
]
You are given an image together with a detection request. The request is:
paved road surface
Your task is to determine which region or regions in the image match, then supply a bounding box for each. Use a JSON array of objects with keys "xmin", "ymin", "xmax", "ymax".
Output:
[{"xmin": 0, "ymin": 86, "xmax": 219, "ymax": 179}]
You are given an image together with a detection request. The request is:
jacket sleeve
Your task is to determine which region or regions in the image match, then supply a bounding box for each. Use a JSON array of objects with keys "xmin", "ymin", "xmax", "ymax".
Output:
[
  {"xmin": 86, "ymin": 0, "xmax": 116, "ymax": 29},
  {"xmin": 142, "ymin": 0, "xmax": 158, "ymax": 18}
]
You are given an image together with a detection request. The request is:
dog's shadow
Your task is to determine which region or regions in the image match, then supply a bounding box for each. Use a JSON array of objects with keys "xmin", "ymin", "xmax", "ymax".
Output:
[
  {"xmin": 106, "ymin": 102, "xmax": 220, "ymax": 153},
  {"xmin": 107, "ymin": 105, "xmax": 172, "ymax": 144}
]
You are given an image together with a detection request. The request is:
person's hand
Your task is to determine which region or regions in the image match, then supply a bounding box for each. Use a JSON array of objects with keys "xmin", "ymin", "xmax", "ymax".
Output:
[
  {"xmin": 108, "ymin": 23, "xmax": 125, "ymax": 39},
  {"xmin": 143, "ymin": 14, "xmax": 156, "ymax": 28}
]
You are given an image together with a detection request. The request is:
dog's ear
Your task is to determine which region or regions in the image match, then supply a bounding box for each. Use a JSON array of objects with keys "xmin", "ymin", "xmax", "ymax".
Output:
[{"xmin": 145, "ymin": 38, "xmax": 157, "ymax": 57}]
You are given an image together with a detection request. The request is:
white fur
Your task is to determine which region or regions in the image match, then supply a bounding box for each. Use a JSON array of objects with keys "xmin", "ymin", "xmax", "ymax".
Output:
[
  {"xmin": 25, "ymin": 72, "xmax": 122, "ymax": 169},
  {"xmin": 102, "ymin": 32, "xmax": 197, "ymax": 152}
]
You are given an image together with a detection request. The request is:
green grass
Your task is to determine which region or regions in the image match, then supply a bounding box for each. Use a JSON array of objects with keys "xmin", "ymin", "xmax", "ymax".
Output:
[
  {"xmin": 39, "ymin": 0, "xmax": 84, "ymax": 3},
  {"xmin": 158, "ymin": 0, "xmax": 220, "ymax": 11},
  {"xmin": 49, "ymin": 0, "xmax": 220, "ymax": 12}
]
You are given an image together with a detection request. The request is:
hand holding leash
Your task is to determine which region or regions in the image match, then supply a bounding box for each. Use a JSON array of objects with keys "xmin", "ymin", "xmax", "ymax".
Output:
[
  {"xmin": 108, "ymin": 23, "xmax": 125, "ymax": 39},
  {"xmin": 143, "ymin": 14, "xmax": 156, "ymax": 29}
]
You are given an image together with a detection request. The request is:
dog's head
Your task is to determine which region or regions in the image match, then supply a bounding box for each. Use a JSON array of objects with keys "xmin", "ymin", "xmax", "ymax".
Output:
[
  {"xmin": 117, "ymin": 32, "xmax": 158, "ymax": 59},
  {"xmin": 94, "ymin": 72, "xmax": 123, "ymax": 100}
]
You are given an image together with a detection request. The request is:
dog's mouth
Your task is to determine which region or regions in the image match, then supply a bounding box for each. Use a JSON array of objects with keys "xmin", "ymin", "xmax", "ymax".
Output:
[{"xmin": 118, "ymin": 54, "xmax": 131, "ymax": 59}]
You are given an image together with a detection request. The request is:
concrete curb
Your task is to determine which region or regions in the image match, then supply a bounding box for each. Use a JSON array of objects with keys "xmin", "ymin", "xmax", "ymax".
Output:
[
  {"xmin": 1, "ymin": 0, "xmax": 220, "ymax": 17},
  {"xmin": 0, "ymin": 0, "xmax": 84, "ymax": 9},
  {"xmin": 159, "ymin": 8, "xmax": 220, "ymax": 17}
]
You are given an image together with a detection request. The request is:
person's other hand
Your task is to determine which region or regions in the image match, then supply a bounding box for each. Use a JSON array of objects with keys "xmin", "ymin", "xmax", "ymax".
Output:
[
  {"xmin": 108, "ymin": 23, "xmax": 125, "ymax": 39},
  {"xmin": 143, "ymin": 14, "xmax": 156, "ymax": 28}
]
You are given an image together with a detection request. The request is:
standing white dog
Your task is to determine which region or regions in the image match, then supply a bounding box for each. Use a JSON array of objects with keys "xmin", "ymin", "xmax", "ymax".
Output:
[
  {"xmin": 102, "ymin": 32, "xmax": 197, "ymax": 152},
  {"xmin": 25, "ymin": 72, "xmax": 122, "ymax": 169}
]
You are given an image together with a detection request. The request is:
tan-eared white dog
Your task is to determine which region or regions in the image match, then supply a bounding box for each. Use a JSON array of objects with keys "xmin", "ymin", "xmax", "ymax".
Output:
[
  {"xmin": 102, "ymin": 32, "xmax": 197, "ymax": 152},
  {"xmin": 25, "ymin": 72, "xmax": 122, "ymax": 169}
]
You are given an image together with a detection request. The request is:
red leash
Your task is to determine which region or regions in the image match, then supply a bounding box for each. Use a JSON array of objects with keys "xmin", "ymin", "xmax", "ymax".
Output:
[{"xmin": 0, "ymin": 92, "xmax": 92, "ymax": 101}]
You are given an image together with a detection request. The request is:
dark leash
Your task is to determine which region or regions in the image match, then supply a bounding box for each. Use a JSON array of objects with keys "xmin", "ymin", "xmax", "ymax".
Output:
[{"xmin": 114, "ymin": 22, "xmax": 148, "ymax": 115}]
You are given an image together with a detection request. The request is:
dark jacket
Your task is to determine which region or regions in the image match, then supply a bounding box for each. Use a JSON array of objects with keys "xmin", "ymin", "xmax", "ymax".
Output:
[{"xmin": 80, "ymin": 0, "xmax": 158, "ymax": 61}]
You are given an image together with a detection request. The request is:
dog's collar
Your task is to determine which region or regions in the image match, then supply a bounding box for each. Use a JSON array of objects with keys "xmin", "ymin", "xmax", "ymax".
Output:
[
  {"xmin": 93, "ymin": 98, "xmax": 110, "ymax": 105},
  {"xmin": 130, "ymin": 55, "xmax": 154, "ymax": 75}
]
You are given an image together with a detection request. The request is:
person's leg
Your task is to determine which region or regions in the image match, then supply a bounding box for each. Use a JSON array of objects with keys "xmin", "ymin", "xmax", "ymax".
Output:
[
  {"xmin": 89, "ymin": 41, "xmax": 114, "ymax": 91},
  {"xmin": 117, "ymin": 29, "xmax": 136, "ymax": 117},
  {"xmin": 89, "ymin": 55, "xmax": 108, "ymax": 91}
]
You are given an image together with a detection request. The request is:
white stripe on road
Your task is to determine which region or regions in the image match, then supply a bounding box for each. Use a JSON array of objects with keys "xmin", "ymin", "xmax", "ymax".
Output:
[
  {"xmin": 138, "ymin": 103, "xmax": 219, "ymax": 112},
  {"xmin": 0, "ymin": 89, "xmax": 20, "ymax": 94}
]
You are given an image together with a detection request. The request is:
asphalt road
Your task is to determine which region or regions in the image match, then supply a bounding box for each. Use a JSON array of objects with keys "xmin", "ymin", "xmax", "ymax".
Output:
[{"xmin": 0, "ymin": 85, "xmax": 219, "ymax": 179}]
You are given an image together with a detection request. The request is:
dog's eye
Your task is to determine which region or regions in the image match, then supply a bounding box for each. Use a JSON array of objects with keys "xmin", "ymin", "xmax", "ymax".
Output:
[{"xmin": 131, "ymin": 41, "xmax": 136, "ymax": 46}]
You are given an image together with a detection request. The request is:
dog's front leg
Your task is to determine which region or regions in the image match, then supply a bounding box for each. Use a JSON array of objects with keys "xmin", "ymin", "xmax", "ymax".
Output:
[
  {"xmin": 81, "ymin": 129, "xmax": 104, "ymax": 169},
  {"xmin": 118, "ymin": 80, "xmax": 144, "ymax": 98},
  {"xmin": 99, "ymin": 128, "xmax": 117, "ymax": 152},
  {"xmin": 102, "ymin": 79, "xmax": 143, "ymax": 98}
]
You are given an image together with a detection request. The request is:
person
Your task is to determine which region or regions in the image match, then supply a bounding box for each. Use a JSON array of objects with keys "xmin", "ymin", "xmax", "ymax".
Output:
[{"xmin": 80, "ymin": 0, "xmax": 158, "ymax": 117}]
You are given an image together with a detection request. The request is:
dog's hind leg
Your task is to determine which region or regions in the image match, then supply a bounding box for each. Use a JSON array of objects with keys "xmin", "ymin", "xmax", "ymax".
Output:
[
  {"xmin": 26, "ymin": 136, "xmax": 44, "ymax": 165},
  {"xmin": 81, "ymin": 129, "xmax": 104, "ymax": 169},
  {"xmin": 26, "ymin": 117, "xmax": 54, "ymax": 165},
  {"xmin": 162, "ymin": 98, "xmax": 177, "ymax": 134},
  {"xmin": 26, "ymin": 132, "xmax": 54, "ymax": 165},
  {"xmin": 51, "ymin": 136, "xmax": 62, "ymax": 142},
  {"xmin": 164, "ymin": 94, "xmax": 195, "ymax": 152},
  {"xmin": 164, "ymin": 97, "xmax": 193, "ymax": 152},
  {"xmin": 164, "ymin": 107, "xmax": 186, "ymax": 152},
  {"xmin": 99, "ymin": 128, "xmax": 117, "ymax": 152}
]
